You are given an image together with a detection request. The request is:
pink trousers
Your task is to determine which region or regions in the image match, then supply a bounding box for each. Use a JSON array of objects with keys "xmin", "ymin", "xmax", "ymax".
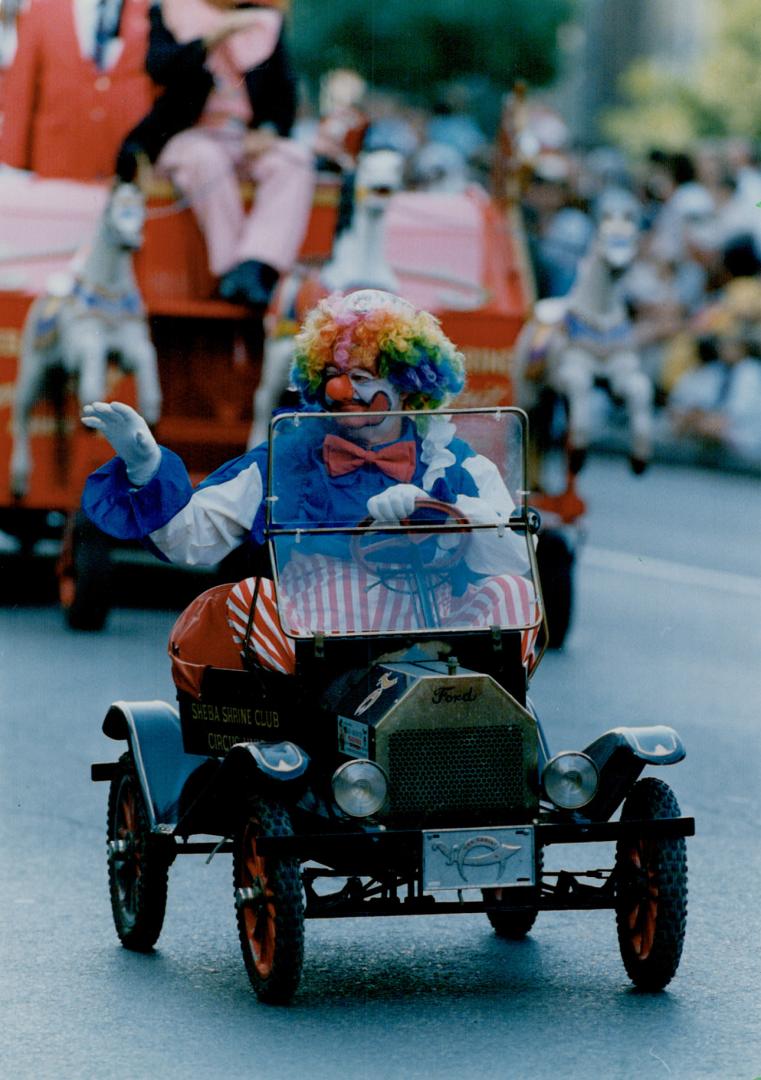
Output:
[{"xmin": 157, "ymin": 127, "xmax": 315, "ymax": 276}]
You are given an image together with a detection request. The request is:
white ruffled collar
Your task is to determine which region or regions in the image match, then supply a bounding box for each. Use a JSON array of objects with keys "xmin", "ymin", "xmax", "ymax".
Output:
[{"xmin": 418, "ymin": 414, "xmax": 457, "ymax": 490}]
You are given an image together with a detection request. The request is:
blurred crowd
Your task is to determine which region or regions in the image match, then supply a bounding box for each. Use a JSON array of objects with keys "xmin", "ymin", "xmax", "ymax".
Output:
[{"xmin": 518, "ymin": 127, "xmax": 761, "ymax": 469}]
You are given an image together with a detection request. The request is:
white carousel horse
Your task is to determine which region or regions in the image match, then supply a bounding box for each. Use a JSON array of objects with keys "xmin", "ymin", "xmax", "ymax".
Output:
[
  {"xmin": 515, "ymin": 187, "xmax": 653, "ymax": 473},
  {"xmin": 248, "ymin": 149, "xmax": 405, "ymax": 448},
  {"xmin": 10, "ymin": 181, "xmax": 161, "ymax": 498}
]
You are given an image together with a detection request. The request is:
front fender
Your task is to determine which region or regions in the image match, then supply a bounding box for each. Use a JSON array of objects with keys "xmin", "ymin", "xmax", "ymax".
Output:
[
  {"xmin": 242, "ymin": 740, "xmax": 310, "ymax": 781},
  {"xmin": 580, "ymin": 725, "xmax": 686, "ymax": 822},
  {"xmin": 173, "ymin": 740, "xmax": 312, "ymax": 837},
  {"xmin": 102, "ymin": 700, "xmax": 210, "ymax": 830},
  {"xmin": 216, "ymin": 739, "xmax": 310, "ymax": 793}
]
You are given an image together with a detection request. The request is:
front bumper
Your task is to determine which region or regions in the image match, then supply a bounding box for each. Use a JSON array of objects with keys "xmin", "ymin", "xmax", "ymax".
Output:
[
  {"xmin": 254, "ymin": 815, "xmax": 695, "ymax": 919},
  {"xmin": 257, "ymin": 815, "xmax": 695, "ymax": 860}
]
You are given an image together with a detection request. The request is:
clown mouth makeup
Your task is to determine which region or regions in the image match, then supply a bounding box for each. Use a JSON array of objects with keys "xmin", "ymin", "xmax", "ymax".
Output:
[
  {"xmin": 332, "ymin": 391, "xmax": 396, "ymax": 430},
  {"xmin": 321, "ymin": 368, "xmax": 404, "ymax": 440},
  {"xmin": 334, "ymin": 390, "xmax": 393, "ymax": 413}
]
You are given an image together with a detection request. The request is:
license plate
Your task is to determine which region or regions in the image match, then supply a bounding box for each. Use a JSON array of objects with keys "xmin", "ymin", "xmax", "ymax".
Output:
[{"xmin": 422, "ymin": 826, "xmax": 535, "ymax": 891}]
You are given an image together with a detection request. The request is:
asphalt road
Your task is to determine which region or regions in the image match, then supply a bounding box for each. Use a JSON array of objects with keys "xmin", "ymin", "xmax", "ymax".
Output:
[{"xmin": 1, "ymin": 454, "xmax": 760, "ymax": 1080}]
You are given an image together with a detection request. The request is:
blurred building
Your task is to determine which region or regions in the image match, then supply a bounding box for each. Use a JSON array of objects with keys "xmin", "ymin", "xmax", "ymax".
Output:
[{"xmin": 558, "ymin": 0, "xmax": 713, "ymax": 145}]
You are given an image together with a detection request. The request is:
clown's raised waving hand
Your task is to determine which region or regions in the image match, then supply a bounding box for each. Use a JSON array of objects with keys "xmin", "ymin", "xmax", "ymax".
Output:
[{"xmin": 81, "ymin": 402, "xmax": 161, "ymax": 487}]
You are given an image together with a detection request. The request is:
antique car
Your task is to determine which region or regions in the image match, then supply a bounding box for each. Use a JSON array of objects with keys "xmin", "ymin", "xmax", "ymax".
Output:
[{"xmin": 91, "ymin": 406, "xmax": 693, "ymax": 1004}]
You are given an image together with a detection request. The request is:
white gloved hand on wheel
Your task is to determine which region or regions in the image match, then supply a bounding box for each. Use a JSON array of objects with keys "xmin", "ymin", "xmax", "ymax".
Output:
[
  {"xmin": 366, "ymin": 483, "xmax": 428, "ymax": 522},
  {"xmin": 81, "ymin": 401, "xmax": 161, "ymax": 486}
]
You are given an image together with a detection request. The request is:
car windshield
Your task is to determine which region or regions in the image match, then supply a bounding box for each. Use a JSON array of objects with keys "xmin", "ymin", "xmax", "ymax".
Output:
[{"xmin": 266, "ymin": 408, "xmax": 540, "ymax": 639}]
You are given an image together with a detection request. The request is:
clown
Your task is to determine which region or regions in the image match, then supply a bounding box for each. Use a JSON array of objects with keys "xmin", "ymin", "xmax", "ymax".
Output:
[{"xmin": 81, "ymin": 290, "xmax": 534, "ymax": 673}]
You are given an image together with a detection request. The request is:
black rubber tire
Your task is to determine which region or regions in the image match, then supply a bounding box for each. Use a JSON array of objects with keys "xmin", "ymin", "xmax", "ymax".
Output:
[
  {"xmin": 485, "ymin": 850, "xmax": 543, "ymax": 939},
  {"xmin": 233, "ymin": 799, "xmax": 304, "ymax": 1005},
  {"xmin": 487, "ymin": 905, "xmax": 539, "ymax": 940},
  {"xmin": 107, "ymin": 752, "xmax": 171, "ymax": 952},
  {"xmin": 61, "ymin": 511, "xmax": 112, "ymax": 631},
  {"xmin": 536, "ymin": 529, "xmax": 574, "ymax": 649},
  {"xmin": 615, "ymin": 777, "xmax": 688, "ymax": 991}
]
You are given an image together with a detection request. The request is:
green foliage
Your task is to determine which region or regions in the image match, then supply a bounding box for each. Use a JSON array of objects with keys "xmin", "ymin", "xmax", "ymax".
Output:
[
  {"xmin": 602, "ymin": 0, "xmax": 761, "ymax": 153},
  {"xmin": 288, "ymin": 0, "xmax": 573, "ymax": 105},
  {"xmin": 602, "ymin": 63, "xmax": 720, "ymax": 155}
]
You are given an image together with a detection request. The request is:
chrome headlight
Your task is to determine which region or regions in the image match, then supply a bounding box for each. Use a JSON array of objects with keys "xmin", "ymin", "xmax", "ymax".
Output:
[
  {"xmin": 332, "ymin": 760, "xmax": 388, "ymax": 818},
  {"xmin": 542, "ymin": 752, "xmax": 598, "ymax": 809}
]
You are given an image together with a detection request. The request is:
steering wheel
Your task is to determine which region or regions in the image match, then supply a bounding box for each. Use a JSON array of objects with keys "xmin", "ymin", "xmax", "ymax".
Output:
[{"xmin": 350, "ymin": 498, "xmax": 471, "ymax": 578}]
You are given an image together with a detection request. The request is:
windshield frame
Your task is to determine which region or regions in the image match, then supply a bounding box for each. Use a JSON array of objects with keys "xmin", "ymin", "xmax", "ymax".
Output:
[{"xmin": 263, "ymin": 405, "xmax": 545, "ymax": 647}]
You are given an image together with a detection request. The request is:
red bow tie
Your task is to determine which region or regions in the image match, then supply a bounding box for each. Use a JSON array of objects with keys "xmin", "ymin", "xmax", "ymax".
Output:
[{"xmin": 322, "ymin": 434, "xmax": 416, "ymax": 482}]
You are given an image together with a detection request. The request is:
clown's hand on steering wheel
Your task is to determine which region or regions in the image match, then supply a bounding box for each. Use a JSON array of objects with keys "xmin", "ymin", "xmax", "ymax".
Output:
[{"xmin": 366, "ymin": 484, "xmax": 429, "ymax": 522}]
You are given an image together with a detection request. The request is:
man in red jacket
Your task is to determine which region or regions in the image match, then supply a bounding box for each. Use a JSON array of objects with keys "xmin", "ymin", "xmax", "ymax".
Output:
[{"xmin": 0, "ymin": 0, "xmax": 154, "ymax": 181}]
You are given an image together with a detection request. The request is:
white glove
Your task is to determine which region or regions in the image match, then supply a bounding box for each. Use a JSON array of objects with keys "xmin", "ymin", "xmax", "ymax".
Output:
[
  {"xmin": 366, "ymin": 483, "xmax": 428, "ymax": 522},
  {"xmin": 81, "ymin": 401, "xmax": 161, "ymax": 487}
]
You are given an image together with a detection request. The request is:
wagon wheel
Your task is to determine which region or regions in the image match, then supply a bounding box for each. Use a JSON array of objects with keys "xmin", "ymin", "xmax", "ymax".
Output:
[
  {"xmin": 484, "ymin": 849, "xmax": 544, "ymax": 939},
  {"xmin": 535, "ymin": 529, "xmax": 574, "ymax": 649},
  {"xmin": 233, "ymin": 799, "xmax": 304, "ymax": 1005},
  {"xmin": 58, "ymin": 510, "xmax": 113, "ymax": 631},
  {"xmin": 107, "ymin": 752, "xmax": 173, "ymax": 952},
  {"xmin": 615, "ymin": 777, "xmax": 688, "ymax": 991}
]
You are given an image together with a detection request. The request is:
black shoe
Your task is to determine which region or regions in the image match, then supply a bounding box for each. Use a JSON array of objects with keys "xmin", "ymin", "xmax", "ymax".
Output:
[
  {"xmin": 219, "ymin": 260, "xmax": 279, "ymax": 307},
  {"xmin": 218, "ymin": 267, "xmax": 241, "ymax": 301},
  {"xmin": 567, "ymin": 446, "xmax": 587, "ymax": 475},
  {"xmin": 115, "ymin": 140, "xmax": 143, "ymax": 183}
]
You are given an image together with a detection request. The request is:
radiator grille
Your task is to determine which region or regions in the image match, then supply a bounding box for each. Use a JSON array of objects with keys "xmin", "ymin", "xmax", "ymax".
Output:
[{"xmin": 386, "ymin": 725, "xmax": 528, "ymax": 817}]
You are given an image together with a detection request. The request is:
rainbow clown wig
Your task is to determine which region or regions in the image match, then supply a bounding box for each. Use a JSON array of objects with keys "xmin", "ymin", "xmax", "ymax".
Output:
[{"xmin": 291, "ymin": 290, "xmax": 466, "ymax": 410}]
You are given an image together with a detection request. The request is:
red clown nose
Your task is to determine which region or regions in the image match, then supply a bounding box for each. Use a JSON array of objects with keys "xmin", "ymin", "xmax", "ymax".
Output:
[{"xmin": 324, "ymin": 373, "xmax": 355, "ymax": 403}]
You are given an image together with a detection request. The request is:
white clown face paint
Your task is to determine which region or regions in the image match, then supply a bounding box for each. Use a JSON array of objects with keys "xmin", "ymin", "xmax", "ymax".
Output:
[{"xmin": 323, "ymin": 356, "xmax": 405, "ymax": 444}]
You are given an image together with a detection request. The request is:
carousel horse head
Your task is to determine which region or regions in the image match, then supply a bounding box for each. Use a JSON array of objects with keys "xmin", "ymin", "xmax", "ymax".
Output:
[
  {"xmin": 593, "ymin": 186, "xmax": 642, "ymax": 274},
  {"xmin": 353, "ymin": 148, "xmax": 406, "ymax": 215},
  {"xmin": 102, "ymin": 181, "xmax": 147, "ymax": 252}
]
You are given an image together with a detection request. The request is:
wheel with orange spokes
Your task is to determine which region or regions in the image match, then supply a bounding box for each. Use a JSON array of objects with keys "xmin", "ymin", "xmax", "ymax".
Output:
[
  {"xmin": 233, "ymin": 800, "xmax": 304, "ymax": 1005},
  {"xmin": 615, "ymin": 778, "xmax": 688, "ymax": 991},
  {"xmin": 107, "ymin": 753, "xmax": 171, "ymax": 951}
]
